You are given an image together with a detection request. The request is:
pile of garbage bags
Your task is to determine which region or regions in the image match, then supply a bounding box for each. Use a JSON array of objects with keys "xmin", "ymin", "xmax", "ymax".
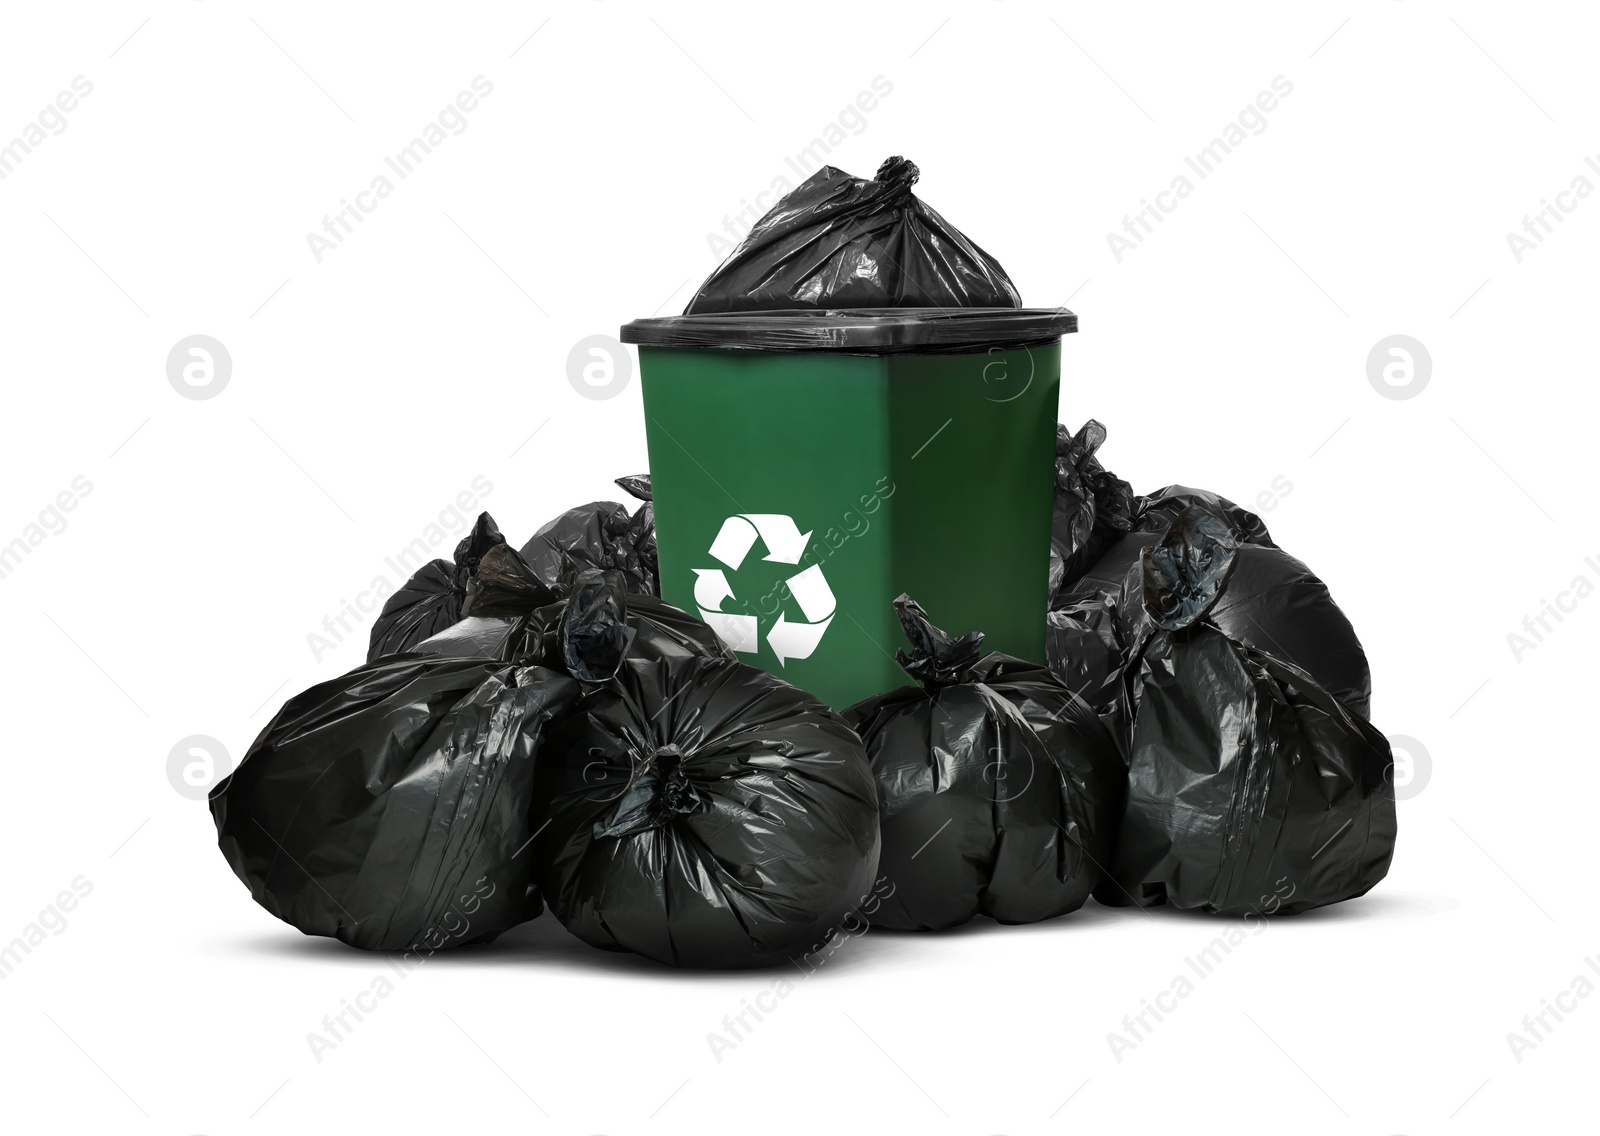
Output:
[
  {"xmin": 1045, "ymin": 422, "xmax": 1394, "ymax": 914},
  {"xmin": 214, "ymin": 495, "xmax": 880, "ymax": 969},
  {"xmin": 212, "ymin": 154, "xmax": 1396, "ymax": 968},
  {"xmin": 213, "ymin": 428, "xmax": 1396, "ymax": 967}
]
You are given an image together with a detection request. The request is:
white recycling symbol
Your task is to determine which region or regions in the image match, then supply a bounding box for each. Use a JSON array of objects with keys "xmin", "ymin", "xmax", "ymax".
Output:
[{"xmin": 693, "ymin": 514, "xmax": 835, "ymax": 666}]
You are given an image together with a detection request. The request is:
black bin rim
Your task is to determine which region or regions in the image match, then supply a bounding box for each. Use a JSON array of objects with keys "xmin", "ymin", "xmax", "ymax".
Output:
[{"xmin": 619, "ymin": 306, "xmax": 1077, "ymax": 355}]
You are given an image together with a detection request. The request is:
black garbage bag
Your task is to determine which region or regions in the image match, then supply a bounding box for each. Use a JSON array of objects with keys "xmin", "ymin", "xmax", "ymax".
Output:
[
  {"xmin": 843, "ymin": 597, "xmax": 1123, "ymax": 931},
  {"xmin": 1051, "ymin": 420, "xmax": 1138, "ymax": 596},
  {"xmin": 519, "ymin": 476, "xmax": 657, "ymax": 596},
  {"xmin": 366, "ymin": 512, "xmax": 506, "ymax": 661},
  {"xmin": 1045, "ymin": 592, "xmax": 1131, "ymax": 745},
  {"xmin": 532, "ymin": 656, "xmax": 881, "ymax": 968},
  {"xmin": 1051, "ymin": 517, "xmax": 1371, "ymax": 719},
  {"xmin": 1136, "ymin": 485, "xmax": 1278, "ymax": 550},
  {"xmin": 686, "ymin": 156, "xmax": 1021, "ymax": 314},
  {"xmin": 415, "ymin": 543, "xmax": 729, "ymax": 666},
  {"xmin": 210, "ymin": 575, "xmax": 637, "ymax": 951},
  {"xmin": 1208, "ymin": 541, "xmax": 1371, "ymax": 719},
  {"xmin": 1098, "ymin": 508, "xmax": 1396, "ymax": 916}
]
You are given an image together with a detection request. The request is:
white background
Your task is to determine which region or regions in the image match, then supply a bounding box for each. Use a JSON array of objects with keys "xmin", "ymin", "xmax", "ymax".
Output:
[{"xmin": 0, "ymin": 2, "xmax": 1593, "ymax": 1133}]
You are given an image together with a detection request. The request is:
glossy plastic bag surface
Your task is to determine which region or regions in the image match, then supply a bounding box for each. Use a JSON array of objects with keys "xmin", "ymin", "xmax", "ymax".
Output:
[
  {"xmin": 1050, "ymin": 420, "xmax": 1137, "ymax": 596},
  {"xmin": 366, "ymin": 512, "xmax": 506, "ymax": 661},
  {"xmin": 212, "ymin": 572, "xmax": 641, "ymax": 950},
  {"xmin": 1098, "ymin": 508, "xmax": 1396, "ymax": 916},
  {"xmin": 532, "ymin": 656, "xmax": 881, "ymax": 968},
  {"xmin": 1045, "ymin": 592, "xmax": 1131, "ymax": 745},
  {"xmin": 416, "ymin": 544, "xmax": 728, "ymax": 666},
  {"xmin": 845, "ymin": 596, "xmax": 1123, "ymax": 931},
  {"xmin": 211, "ymin": 656, "xmax": 579, "ymax": 950},
  {"xmin": 518, "ymin": 476, "xmax": 657, "ymax": 597},
  {"xmin": 1136, "ymin": 484, "xmax": 1278, "ymax": 550},
  {"xmin": 685, "ymin": 156, "xmax": 1021, "ymax": 314},
  {"xmin": 1051, "ymin": 517, "xmax": 1371, "ymax": 719}
]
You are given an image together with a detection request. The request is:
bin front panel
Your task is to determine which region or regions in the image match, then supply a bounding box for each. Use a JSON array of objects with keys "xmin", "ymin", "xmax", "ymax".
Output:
[{"xmin": 639, "ymin": 347, "xmax": 905, "ymax": 707}]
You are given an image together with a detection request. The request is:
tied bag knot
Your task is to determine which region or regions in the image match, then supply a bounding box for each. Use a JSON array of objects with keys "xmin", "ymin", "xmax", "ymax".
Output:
[
  {"xmin": 874, "ymin": 155, "xmax": 920, "ymax": 199},
  {"xmin": 461, "ymin": 544, "xmax": 635, "ymax": 682},
  {"xmin": 1140, "ymin": 506, "xmax": 1240, "ymax": 633},
  {"xmin": 594, "ymin": 743, "xmax": 710, "ymax": 839},
  {"xmin": 448, "ymin": 512, "xmax": 506, "ymax": 590},
  {"xmin": 892, "ymin": 594, "xmax": 985, "ymax": 688}
]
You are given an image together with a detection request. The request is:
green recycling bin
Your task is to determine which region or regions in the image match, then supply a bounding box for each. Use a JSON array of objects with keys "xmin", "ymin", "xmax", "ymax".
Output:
[{"xmin": 620, "ymin": 307, "xmax": 1076, "ymax": 709}]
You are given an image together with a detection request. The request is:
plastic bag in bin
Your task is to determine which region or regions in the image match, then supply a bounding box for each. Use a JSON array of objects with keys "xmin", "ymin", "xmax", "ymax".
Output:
[{"xmin": 686, "ymin": 157, "xmax": 1021, "ymax": 314}]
